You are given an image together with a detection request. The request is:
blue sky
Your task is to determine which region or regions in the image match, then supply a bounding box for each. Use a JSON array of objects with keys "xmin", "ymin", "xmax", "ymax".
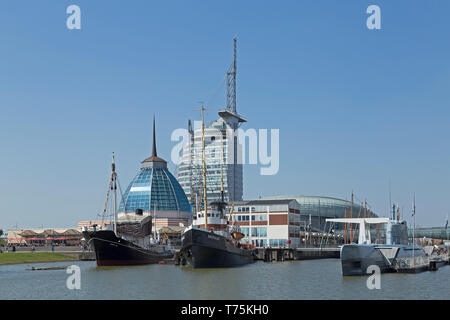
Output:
[{"xmin": 1, "ymin": 0, "xmax": 449, "ymax": 229}]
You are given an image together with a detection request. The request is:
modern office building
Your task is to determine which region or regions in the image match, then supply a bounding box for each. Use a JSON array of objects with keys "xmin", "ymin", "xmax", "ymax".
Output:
[
  {"xmin": 118, "ymin": 119, "xmax": 191, "ymax": 229},
  {"xmin": 227, "ymin": 199, "xmax": 302, "ymax": 248},
  {"xmin": 177, "ymin": 38, "xmax": 246, "ymax": 211},
  {"xmin": 262, "ymin": 195, "xmax": 377, "ymax": 232}
]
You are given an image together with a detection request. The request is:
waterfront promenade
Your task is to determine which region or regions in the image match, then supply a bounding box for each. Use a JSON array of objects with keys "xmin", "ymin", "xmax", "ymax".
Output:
[
  {"xmin": 2, "ymin": 245, "xmax": 83, "ymax": 253},
  {"xmin": 0, "ymin": 252, "xmax": 78, "ymax": 265},
  {"xmin": 0, "ymin": 246, "xmax": 91, "ymax": 265}
]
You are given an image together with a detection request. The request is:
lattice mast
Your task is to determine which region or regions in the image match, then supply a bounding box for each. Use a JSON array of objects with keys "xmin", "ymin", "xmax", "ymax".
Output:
[{"xmin": 226, "ymin": 37, "xmax": 237, "ymax": 113}]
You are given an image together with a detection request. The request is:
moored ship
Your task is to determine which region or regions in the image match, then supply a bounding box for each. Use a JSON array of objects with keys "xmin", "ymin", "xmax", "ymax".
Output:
[
  {"xmin": 179, "ymin": 106, "xmax": 255, "ymax": 268},
  {"xmin": 180, "ymin": 201, "xmax": 255, "ymax": 268},
  {"xmin": 326, "ymin": 217, "xmax": 427, "ymax": 276},
  {"xmin": 87, "ymin": 229, "xmax": 173, "ymax": 266},
  {"xmin": 84, "ymin": 118, "xmax": 182, "ymax": 266}
]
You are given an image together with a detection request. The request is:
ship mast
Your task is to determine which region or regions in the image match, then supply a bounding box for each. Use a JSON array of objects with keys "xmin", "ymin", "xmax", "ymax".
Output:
[
  {"xmin": 201, "ymin": 105, "xmax": 208, "ymax": 228},
  {"xmin": 344, "ymin": 200, "xmax": 348, "ymax": 244},
  {"xmin": 219, "ymin": 133, "xmax": 226, "ymax": 220},
  {"xmin": 220, "ymin": 134, "xmax": 225, "ymax": 204},
  {"xmin": 412, "ymin": 193, "xmax": 416, "ymax": 264},
  {"xmin": 193, "ymin": 104, "xmax": 210, "ymax": 228},
  {"xmin": 350, "ymin": 191, "xmax": 354, "ymax": 243},
  {"xmin": 111, "ymin": 152, "xmax": 118, "ymax": 235}
]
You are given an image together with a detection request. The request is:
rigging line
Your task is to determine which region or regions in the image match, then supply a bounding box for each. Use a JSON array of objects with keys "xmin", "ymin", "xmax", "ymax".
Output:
[
  {"xmin": 353, "ymin": 194, "xmax": 362, "ymax": 203},
  {"xmin": 352, "ymin": 194, "xmax": 374, "ymax": 216},
  {"xmin": 344, "ymin": 200, "xmax": 348, "ymax": 244},
  {"xmin": 353, "ymin": 193, "xmax": 366, "ymax": 205},
  {"xmin": 205, "ymin": 73, "xmax": 227, "ymax": 107},
  {"xmin": 351, "ymin": 203, "xmax": 363, "ymax": 242},
  {"xmin": 116, "ymin": 178, "xmax": 124, "ymax": 205},
  {"xmin": 99, "ymin": 180, "xmax": 112, "ymax": 219}
]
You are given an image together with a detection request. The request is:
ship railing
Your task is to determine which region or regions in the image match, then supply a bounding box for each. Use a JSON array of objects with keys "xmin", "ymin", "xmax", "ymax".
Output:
[
  {"xmin": 395, "ymin": 256, "xmax": 429, "ymax": 269},
  {"xmin": 430, "ymin": 252, "xmax": 449, "ymax": 262}
]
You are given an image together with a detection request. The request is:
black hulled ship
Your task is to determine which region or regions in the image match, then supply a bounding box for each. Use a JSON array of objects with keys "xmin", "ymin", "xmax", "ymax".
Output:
[
  {"xmin": 179, "ymin": 106, "xmax": 255, "ymax": 268},
  {"xmin": 84, "ymin": 118, "xmax": 189, "ymax": 266},
  {"xmin": 85, "ymin": 216, "xmax": 173, "ymax": 266},
  {"xmin": 180, "ymin": 202, "xmax": 255, "ymax": 268}
]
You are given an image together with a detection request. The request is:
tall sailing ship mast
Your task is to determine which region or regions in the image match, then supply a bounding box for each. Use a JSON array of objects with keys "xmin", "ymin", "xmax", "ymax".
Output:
[
  {"xmin": 201, "ymin": 105, "xmax": 208, "ymax": 229},
  {"xmin": 179, "ymin": 103, "xmax": 254, "ymax": 268},
  {"xmin": 82, "ymin": 119, "xmax": 177, "ymax": 266},
  {"xmin": 111, "ymin": 152, "xmax": 118, "ymax": 235}
]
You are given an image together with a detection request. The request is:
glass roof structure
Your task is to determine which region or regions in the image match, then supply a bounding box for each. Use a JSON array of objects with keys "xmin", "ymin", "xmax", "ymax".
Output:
[
  {"xmin": 410, "ymin": 227, "xmax": 450, "ymax": 240},
  {"xmin": 263, "ymin": 195, "xmax": 377, "ymax": 219},
  {"xmin": 118, "ymin": 167, "xmax": 191, "ymax": 213},
  {"xmin": 262, "ymin": 195, "xmax": 378, "ymax": 231},
  {"xmin": 118, "ymin": 118, "xmax": 191, "ymax": 214}
]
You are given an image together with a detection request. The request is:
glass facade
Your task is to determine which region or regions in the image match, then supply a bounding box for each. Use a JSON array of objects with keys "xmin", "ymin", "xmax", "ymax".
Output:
[
  {"xmin": 409, "ymin": 227, "xmax": 450, "ymax": 240},
  {"xmin": 118, "ymin": 167, "xmax": 191, "ymax": 213},
  {"xmin": 251, "ymin": 227, "xmax": 267, "ymax": 237},
  {"xmin": 269, "ymin": 239, "xmax": 288, "ymax": 248},
  {"xmin": 177, "ymin": 115, "xmax": 244, "ymax": 211},
  {"xmin": 262, "ymin": 195, "xmax": 378, "ymax": 231}
]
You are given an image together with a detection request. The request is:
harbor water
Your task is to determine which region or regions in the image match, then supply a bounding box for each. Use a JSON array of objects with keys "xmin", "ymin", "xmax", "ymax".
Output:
[{"xmin": 1, "ymin": 259, "xmax": 449, "ymax": 300}]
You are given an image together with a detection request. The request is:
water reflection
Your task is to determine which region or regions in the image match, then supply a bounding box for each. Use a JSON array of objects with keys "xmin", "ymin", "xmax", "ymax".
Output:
[{"xmin": 0, "ymin": 259, "xmax": 448, "ymax": 300}]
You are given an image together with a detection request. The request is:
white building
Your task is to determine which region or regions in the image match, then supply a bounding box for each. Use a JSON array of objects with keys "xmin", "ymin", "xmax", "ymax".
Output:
[
  {"xmin": 227, "ymin": 199, "xmax": 302, "ymax": 248},
  {"xmin": 177, "ymin": 38, "xmax": 246, "ymax": 211}
]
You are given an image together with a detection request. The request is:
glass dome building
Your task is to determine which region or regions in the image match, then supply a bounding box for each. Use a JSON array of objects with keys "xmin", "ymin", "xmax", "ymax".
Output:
[{"xmin": 117, "ymin": 119, "xmax": 191, "ymax": 227}]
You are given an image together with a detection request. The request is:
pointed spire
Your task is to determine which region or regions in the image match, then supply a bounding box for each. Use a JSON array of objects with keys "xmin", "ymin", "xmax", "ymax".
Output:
[
  {"xmin": 141, "ymin": 115, "xmax": 167, "ymax": 167},
  {"xmin": 152, "ymin": 115, "xmax": 157, "ymax": 157}
]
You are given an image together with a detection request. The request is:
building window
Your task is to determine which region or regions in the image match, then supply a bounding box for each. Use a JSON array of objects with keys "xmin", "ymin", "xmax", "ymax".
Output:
[
  {"xmin": 269, "ymin": 239, "xmax": 287, "ymax": 248},
  {"xmin": 251, "ymin": 227, "xmax": 267, "ymax": 237}
]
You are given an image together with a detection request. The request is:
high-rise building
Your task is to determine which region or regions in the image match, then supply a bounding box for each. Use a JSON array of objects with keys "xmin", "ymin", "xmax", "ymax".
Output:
[{"xmin": 177, "ymin": 38, "xmax": 246, "ymax": 212}]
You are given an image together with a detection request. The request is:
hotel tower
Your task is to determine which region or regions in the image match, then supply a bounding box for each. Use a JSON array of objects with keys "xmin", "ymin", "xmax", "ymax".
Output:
[{"xmin": 177, "ymin": 38, "xmax": 246, "ymax": 213}]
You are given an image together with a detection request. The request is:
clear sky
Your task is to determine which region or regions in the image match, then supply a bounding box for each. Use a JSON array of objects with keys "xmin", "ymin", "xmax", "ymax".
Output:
[{"xmin": 1, "ymin": 0, "xmax": 449, "ymax": 229}]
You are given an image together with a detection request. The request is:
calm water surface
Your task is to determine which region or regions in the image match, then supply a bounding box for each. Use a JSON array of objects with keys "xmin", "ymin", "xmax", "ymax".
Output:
[{"xmin": 1, "ymin": 259, "xmax": 449, "ymax": 299}]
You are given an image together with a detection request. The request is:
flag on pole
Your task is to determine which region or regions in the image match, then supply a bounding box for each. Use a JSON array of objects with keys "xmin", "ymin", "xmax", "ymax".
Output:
[
  {"xmin": 445, "ymin": 214, "xmax": 448, "ymax": 230},
  {"xmin": 412, "ymin": 194, "xmax": 416, "ymax": 217}
]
